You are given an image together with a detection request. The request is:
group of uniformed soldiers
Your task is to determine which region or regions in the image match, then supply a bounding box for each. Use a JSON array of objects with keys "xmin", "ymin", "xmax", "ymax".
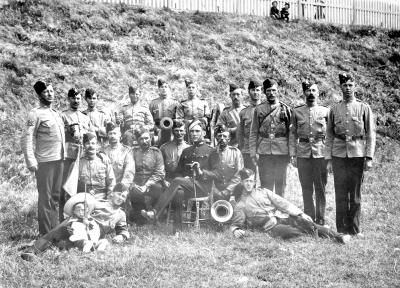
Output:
[{"xmin": 22, "ymin": 72, "xmax": 375, "ymax": 240}]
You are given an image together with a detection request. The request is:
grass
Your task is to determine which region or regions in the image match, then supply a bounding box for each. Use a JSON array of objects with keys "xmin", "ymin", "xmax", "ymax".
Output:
[{"xmin": 0, "ymin": 0, "xmax": 400, "ymax": 286}]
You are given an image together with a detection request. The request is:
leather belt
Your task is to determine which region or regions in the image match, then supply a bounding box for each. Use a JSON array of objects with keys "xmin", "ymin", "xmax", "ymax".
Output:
[
  {"xmin": 335, "ymin": 135, "xmax": 364, "ymax": 141},
  {"xmin": 299, "ymin": 136, "xmax": 325, "ymax": 143}
]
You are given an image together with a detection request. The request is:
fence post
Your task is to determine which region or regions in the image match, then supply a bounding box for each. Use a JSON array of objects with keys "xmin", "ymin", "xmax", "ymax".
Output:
[
  {"xmin": 298, "ymin": 0, "xmax": 302, "ymax": 19},
  {"xmin": 352, "ymin": 0, "xmax": 356, "ymax": 25}
]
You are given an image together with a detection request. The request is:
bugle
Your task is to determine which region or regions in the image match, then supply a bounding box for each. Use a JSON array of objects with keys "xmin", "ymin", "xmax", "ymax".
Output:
[{"xmin": 210, "ymin": 200, "xmax": 233, "ymax": 223}]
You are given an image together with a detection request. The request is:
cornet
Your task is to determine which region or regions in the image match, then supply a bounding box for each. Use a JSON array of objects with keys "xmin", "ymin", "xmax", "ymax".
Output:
[{"xmin": 210, "ymin": 200, "xmax": 233, "ymax": 223}]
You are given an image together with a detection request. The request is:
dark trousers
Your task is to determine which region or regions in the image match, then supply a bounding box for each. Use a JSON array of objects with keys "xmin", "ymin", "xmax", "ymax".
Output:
[
  {"xmin": 332, "ymin": 157, "xmax": 365, "ymax": 235},
  {"xmin": 242, "ymin": 153, "xmax": 257, "ymax": 173},
  {"xmin": 270, "ymin": 215, "xmax": 343, "ymax": 242},
  {"xmin": 32, "ymin": 219, "xmax": 71, "ymax": 253},
  {"xmin": 36, "ymin": 160, "xmax": 64, "ymax": 235},
  {"xmin": 297, "ymin": 157, "xmax": 328, "ymax": 225},
  {"xmin": 60, "ymin": 158, "xmax": 74, "ymax": 222},
  {"xmin": 127, "ymin": 182, "xmax": 164, "ymax": 225},
  {"xmin": 258, "ymin": 154, "xmax": 289, "ymax": 197}
]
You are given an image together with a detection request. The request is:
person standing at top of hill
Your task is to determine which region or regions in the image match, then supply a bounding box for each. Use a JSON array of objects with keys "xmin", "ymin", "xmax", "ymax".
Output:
[
  {"xmin": 325, "ymin": 73, "xmax": 376, "ymax": 236},
  {"xmin": 270, "ymin": 1, "xmax": 280, "ymax": 19},
  {"xmin": 176, "ymin": 79, "xmax": 210, "ymax": 143},
  {"xmin": 289, "ymin": 81, "xmax": 329, "ymax": 226},
  {"xmin": 249, "ymin": 78, "xmax": 292, "ymax": 197},
  {"xmin": 149, "ymin": 79, "xmax": 181, "ymax": 147},
  {"xmin": 238, "ymin": 79, "xmax": 263, "ymax": 172},
  {"xmin": 21, "ymin": 81, "xmax": 66, "ymax": 235},
  {"xmin": 60, "ymin": 88, "xmax": 93, "ymax": 221},
  {"xmin": 217, "ymin": 84, "xmax": 245, "ymax": 147},
  {"xmin": 116, "ymin": 85, "xmax": 154, "ymax": 147},
  {"xmin": 280, "ymin": 2, "xmax": 290, "ymax": 22},
  {"xmin": 83, "ymin": 88, "xmax": 110, "ymax": 149}
]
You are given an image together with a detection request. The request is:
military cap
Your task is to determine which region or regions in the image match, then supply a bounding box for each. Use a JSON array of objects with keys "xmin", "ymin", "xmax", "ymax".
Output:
[
  {"xmin": 128, "ymin": 85, "xmax": 137, "ymax": 94},
  {"xmin": 106, "ymin": 122, "xmax": 119, "ymax": 134},
  {"xmin": 172, "ymin": 119, "xmax": 185, "ymax": 129},
  {"xmin": 239, "ymin": 168, "xmax": 255, "ymax": 180},
  {"xmin": 214, "ymin": 123, "xmax": 228, "ymax": 135},
  {"xmin": 248, "ymin": 79, "xmax": 262, "ymax": 90},
  {"xmin": 83, "ymin": 132, "xmax": 97, "ymax": 144},
  {"xmin": 157, "ymin": 79, "xmax": 167, "ymax": 87},
  {"xmin": 272, "ymin": 1, "xmax": 277, "ymax": 4},
  {"xmin": 284, "ymin": 2, "xmax": 290, "ymax": 8},
  {"xmin": 134, "ymin": 127, "xmax": 150, "ymax": 139},
  {"xmin": 339, "ymin": 73, "xmax": 355, "ymax": 84},
  {"xmin": 68, "ymin": 88, "xmax": 81, "ymax": 98},
  {"xmin": 188, "ymin": 118, "xmax": 206, "ymax": 131},
  {"xmin": 185, "ymin": 79, "xmax": 196, "ymax": 87},
  {"xmin": 229, "ymin": 84, "xmax": 240, "ymax": 92},
  {"xmin": 85, "ymin": 88, "xmax": 96, "ymax": 98},
  {"xmin": 33, "ymin": 81, "xmax": 48, "ymax": 95},
  {"xmin": 302, "ymin": 80, "xmax": 315, "ymax": 92},
  {"xmin": 263, "ymin": 78, "xmax": 278, "ymax": 90}
]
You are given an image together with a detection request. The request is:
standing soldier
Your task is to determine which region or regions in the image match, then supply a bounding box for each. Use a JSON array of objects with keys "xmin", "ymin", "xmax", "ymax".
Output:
[
  {"xmin": 83, "ymin": 88, "xmax": 110, "ymax": 149},
  {"xmin": 325, "ymin": 73, "xmax": 376, "ymax": 236},
  {"xmin": 116, "ymin": 86, "xmax": 154, "ymax": 147},
  {"xmin": 176, "ymin": 79, "xmax": 210, "ymax": 143},
  {"xmin": 238, "ymin": 79, "xmax": 263, "ymax": 171},
  {"xmin": 103, "ymin": 122, "xmax": 135, "ymax": 190},
  {"xmin": 61, "ymin": 88, "xmax": 93, "ymax": 220},
  {"xmin": 289, "ymin": 81, "xmax": 329, "ymax": 225},
  {"xmin": 149, "ymin": 79, "xmax": 180, "ymax": 146},
  {"xmin": 21, "ymin": 81, "xmax": 66, "ymax": 235},
  {"xmin": 249, "ymin": 79, "xmax": 292, "ymax": 197},
  {"xmin": 217, "ymin": 84, "xmax": 245, "ymax": 147}
]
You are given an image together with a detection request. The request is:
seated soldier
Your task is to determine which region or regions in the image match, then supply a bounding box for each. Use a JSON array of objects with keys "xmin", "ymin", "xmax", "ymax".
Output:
[
  {"xmin": 127, "ymin": 127, "xmax": 165, "ymax": 225},
  {"xmin": 20, "ymin": 183, "xmax": 130, "ymax": 260},
  {"xmin": 141, "ymin": 119, "xmax": 217, "ymax": 230},
  {"xmin": 231, "ymin": 168, "xmax": 351, "ymax": 244},
  {"xmin": 78, "ymin": 133, "xmax": 116, "ymax": 200},
  {"xmin": 160, "ymin": 119, "xmax": 189, "ymax": 182}
]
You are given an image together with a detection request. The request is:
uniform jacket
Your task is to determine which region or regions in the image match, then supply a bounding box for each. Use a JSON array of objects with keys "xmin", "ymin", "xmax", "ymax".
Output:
[
  {"xmin": 160, "ymin": 140, "xmax": 190, "ymax": 180},
  {"xmin": 103, "ymin": 144, "xmax": 135, "ymax": 188},
  {"xmin": 325, "ymin": 99, "xmax": 376, "ymax": 159},
  {"xmin": 176, "ymin": 98, "xmax": 210, "ymax": 123},
  {"xmin": 78, "ymin": 154, "xmax": 116, "ymax": 200},
  {"xmin": 119, "ymin": 103, "xmax": 154, "ymax": 133},
  {"xmin": 231, "ymin": 188, "xmax": 303, "ymax": 232},
  {"xmin": 203, "ymin": 146, "xmax": 244, "ymax": 195},
  {"xmin": 217, "ymin": 106, "xmax": 244, "ymax": 146},
  {"xmin": 132, "ymin": 146, "xmax": 165, "ymax": 186},
  {"xmin": 289, "ymin": 104, "xmax": 329, "ymax": 158},
  {"xmin": 249, "ymin": 101, "xmax": 292, "ymax": 157},
  {"xmin": 83, "ymin": 108, "xmax": 109, "ymax": 140},
  {"xmin": 21, "ymin": 104, "xmax": 66, "ymax": 168},
  {"xmin": 237, "ymin": 103, "xmax": 258, "ymax": 154},
  {"xmin": 149, "ymin": 97, "xmax": 180, "ymax": 125},
  {"xmin": 62, "ymin": 109, "xmax": 93, "ymax": 159},
  {"xmin": 91, "ymin": 200, "xmax": 130, "ymax": 239}
]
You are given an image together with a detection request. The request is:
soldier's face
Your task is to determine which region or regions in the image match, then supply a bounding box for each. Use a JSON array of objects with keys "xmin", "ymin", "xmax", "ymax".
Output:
[
  {"xmin": 242, "ymin": 175, "xmax": 255, "ymax": 193},
  {"xmin": 138, "ymin": 133, "xmax": 151, "ymax": 149},
  {"xmin": 230, "ymin": 89, "xmax": 242, "ymax": 107},
  {"xmin": 265, "ymin": 85, "xmax": 278, "ymax": 103},
  {"xmin": 73, "ymin": 203, "xmax": 87, "ymax": 219},
  {"xmin": 189, "ymin": 125, "xmax": 204, "ymax": 142},
  {"xmin": 85, "ymin": 94, "xmax": 98, "ymax": 108},
  {"xmin": 187, "ymin": 84, "xmax": 197, "ymax": 98},
  {"xmin": 173, "ymin": 126, "xmax": 186, "ymax": 140},
  {"xmin": 39, "ymin": 85, "xmax": 55, "ymax": 104},
  {"xmin": 341, "ymin": 81, "xmax": 355, "ymax": 99},
  {"xmin": 69, "ymin": 94, "xmax": 82, "ymax": 110},
  {"xmin": 84, "ymin": 138, "xmax": 98, "ymax": 156},
  {"xmin": 110, "ymin": 191, "xmax": 127, "ymax": 206},
  {"xmin": 249, "ymin": 86, "xmax": 262, "ymax": 101},
  {"xmin": 217, "ymin": 132, "xmax": 230, "ymax": 149},
  {"xmin": 304, "ymin": 84, "xmax": 319, "ymax": 104},
  {"xmin": 129, "ymin": 91, "xmax": 140, "ymax": 105},
  {"xmin": 159, "ymin": 83, "xmax": 170, "ymax": 98},
  {"xmin": 107, "ymin": 128, "xmax": 121, "ymax": 144}
]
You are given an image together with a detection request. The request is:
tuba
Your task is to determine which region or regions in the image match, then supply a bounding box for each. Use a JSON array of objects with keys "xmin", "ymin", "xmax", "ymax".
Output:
[
  {"xmin": 210, "ymin": 200, "xmax": 233, "ymax": 223},
  {"xmin": 160, "ymin": 117, "xmax": 173, "ymax": 130}
]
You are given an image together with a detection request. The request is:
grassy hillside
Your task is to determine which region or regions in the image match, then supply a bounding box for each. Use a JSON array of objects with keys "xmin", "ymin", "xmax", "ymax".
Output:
[{"xmin": 0, "ymin": 0, "xmax": 400, "ymax": 287}]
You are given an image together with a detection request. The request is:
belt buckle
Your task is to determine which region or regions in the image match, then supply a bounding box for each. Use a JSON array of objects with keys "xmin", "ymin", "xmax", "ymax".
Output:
[
  {"xmin": 345, "ymin": 135, "xmax": 352, "ymax": 142},
  {"xmin": 309, "ymin": 137, "xmax": 314, "ymax": 143},
  {"xmin": 269, "ymin": 133, "xmax": 275, "ymax": 140}
]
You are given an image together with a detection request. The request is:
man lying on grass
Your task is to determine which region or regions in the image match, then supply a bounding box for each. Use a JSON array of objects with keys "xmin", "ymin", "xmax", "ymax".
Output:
[
  {"xmin": 231, "ymin": 168, "xmax": 351, "ymax": 244},
  {"xmin": 20, "ymin": 183, "xmax": 130, "ymax": 260}
]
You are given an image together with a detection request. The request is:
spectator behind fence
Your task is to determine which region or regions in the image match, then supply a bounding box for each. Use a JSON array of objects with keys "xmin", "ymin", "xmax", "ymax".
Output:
[
  {"xmin": 270, "ymin": 1, "xmax": 280, "ymax": 19},
  {"xmin": 281, "ymin": 2, "xmax": 290, "ymax": 22}
]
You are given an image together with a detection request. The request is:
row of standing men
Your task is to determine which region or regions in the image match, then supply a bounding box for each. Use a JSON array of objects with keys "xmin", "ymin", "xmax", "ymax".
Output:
[{"xmin": 21, "ymin": 73, "xmax": 375, "ymax": 237}]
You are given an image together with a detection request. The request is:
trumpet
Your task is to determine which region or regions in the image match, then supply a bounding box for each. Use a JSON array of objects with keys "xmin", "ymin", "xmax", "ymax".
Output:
[
  {"xmin": 210, "ymin": 200, "xmax": 233, "ymax": 223},
  {"xmin": 160, "ymin": 117, "xmax": 173, "ymax": 130}
]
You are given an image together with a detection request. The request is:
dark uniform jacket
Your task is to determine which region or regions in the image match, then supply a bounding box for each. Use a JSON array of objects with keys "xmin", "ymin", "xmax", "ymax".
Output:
[
  {"xmin": 217, "ymin": 106, "xmax": 244, "ymax": 146},
  {"xmin": 237, "ymin": 103, "xmax": 258, "ymax": 154},
  {"xmin": 132, "ymin": 146, "xmax": 165, "ymax": 186}
]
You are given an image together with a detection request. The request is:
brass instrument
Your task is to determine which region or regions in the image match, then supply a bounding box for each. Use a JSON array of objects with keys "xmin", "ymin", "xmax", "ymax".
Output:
[
  {"xmin": 160, "ymin": 117, "xmax": 173, "ymax": 130},
  {"xmin": 210, "ymin": 200, "xmax": 233, "ymax": 223}
]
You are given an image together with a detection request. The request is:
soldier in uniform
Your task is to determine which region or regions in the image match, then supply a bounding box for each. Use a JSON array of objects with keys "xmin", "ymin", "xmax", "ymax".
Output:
[
  {"xmin": 249, "ymin": 78, "xmax": 292, "ymax": 197},
  {"xmin": 78, "ymin": 132, "xmax": 116, "ymax": 200},
  {"xmin": 60, "ymin": 88, "xmax": 93, "ymax": 220},
  {"xmin": 289, "ymin": 81, "xmax": 329, "ymax": 225},
  {"xmin": 217, "ymin": 84, "xmax": 245, "ymax": 147},
  {"xmin": 325, "ymin": 73, "xmax": 376, "ymax": 236},
  {"xmin": 21, "ymin": 81, "xmax": 66, "ymax": 235},
  {"xmin": 103, "ymin": 122, "xmax": 135, "ymax": 190},
  {"xmin": 127, "ymin": 128, "xmax": 165, "ymax": 225},
  {"xmin": 83, "ymin": 88, "xmax": 110, "ymax": 149},
  {"xmin": 238, "ymin": 79, "xmax": 263, "ymax": 171},
  {"xmin": 149, "ymin": 79, "xmax": 180, "ymax": 146},
  {"xmin": 141, "ymin": 119, "xmax": 217, "ymax": 229},
  {"xmin": 116, "ymin": 86, "xmax": 154, "ymax": 147},
  {"xmin": 160, "ymin": 119, "xmax": 190, "ymax": 182}
]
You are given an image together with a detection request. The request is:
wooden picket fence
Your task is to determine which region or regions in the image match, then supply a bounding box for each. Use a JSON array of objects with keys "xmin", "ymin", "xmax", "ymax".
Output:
[{"xmin": 1, "ymin": 0, "xmax": 399, "ymax": 29}]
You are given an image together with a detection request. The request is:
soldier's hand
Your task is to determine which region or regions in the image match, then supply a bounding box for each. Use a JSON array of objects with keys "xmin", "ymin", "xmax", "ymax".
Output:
[
  {"xmin": 229, "ymin": 195, "xmax": 236, "ymax": 206},
  {"xmin": 115, "ymin": 115, "xmax": 122, "ymax": 125},
  {"xmin": 327, "ymin": 160, "xmax": 333, "ymax": 174},
  {"xmin": 364, "ymin": 159, "xmax": 373, "ymax": 171},
  {"xmin": 28, "ymin": 165, "xmax": 38, "ymax": 173},
  {"xmin": 299, "ymin": 213, "xmax": 313, "ymax": 222},
  {"xmin": 233, "ymin": 229, "xmax": 246, "ymax": 238},
  {"xmin": 290, "ymin": 156, "xmax": 297, "ymax": 168}
]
